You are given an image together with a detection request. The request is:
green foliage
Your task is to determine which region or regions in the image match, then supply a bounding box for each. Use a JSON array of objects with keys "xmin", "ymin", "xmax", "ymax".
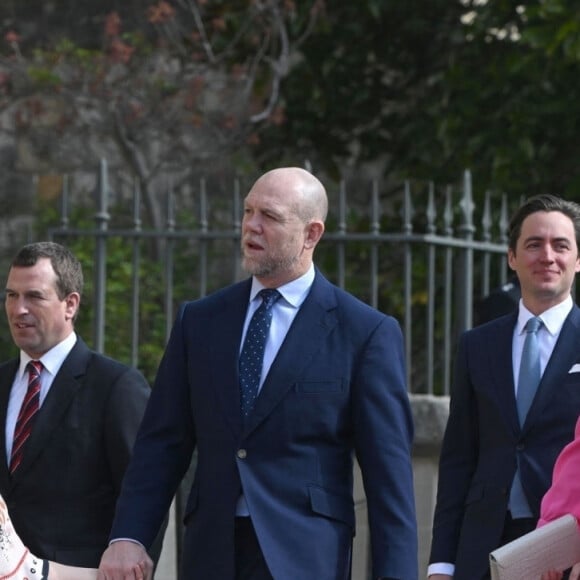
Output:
[
  {"xmin": 254, "ymin": 0, "xmax": 580, "ymax": 203},
  {"xmin": 254, "ymin": 1, "xmax": 461, "ymax": 173},
  {"xmin": 25, "ymin": 66, "xmax": 61, "ymax": 87},
  {"xmin": 5, "ymin": 0, "xmax": 580, "ymax": 206},
  {"xmin": 24, "ymin": 200, "xmax": 170, "ymax": 383},
  {"xmin": 434, "ymin": 1, "xmax": 580, "ymax": 200}
]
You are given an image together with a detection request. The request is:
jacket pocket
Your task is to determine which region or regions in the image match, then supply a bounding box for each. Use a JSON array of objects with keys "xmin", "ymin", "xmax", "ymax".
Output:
[{"xmin": 308, "ymin": 484, "xmax": 354, "ymax": 528}]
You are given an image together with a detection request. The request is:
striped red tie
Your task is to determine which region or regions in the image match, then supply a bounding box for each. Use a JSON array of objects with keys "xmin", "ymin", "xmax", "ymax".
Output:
[{"xmin": 10, "ymin": 361, "xmax": 43, "ymax": 474}]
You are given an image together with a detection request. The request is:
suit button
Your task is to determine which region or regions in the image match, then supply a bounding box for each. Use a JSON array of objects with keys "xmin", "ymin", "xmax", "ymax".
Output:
[
  {"xmin": 237, "ymin": 449, "xmax": 247, "ymax": 459},
  {"xmin": 516, "ymin": 443, "xmax": 525, "ymax": 451}
]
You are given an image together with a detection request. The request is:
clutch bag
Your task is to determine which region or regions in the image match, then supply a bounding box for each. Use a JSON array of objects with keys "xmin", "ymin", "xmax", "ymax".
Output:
[{"xmin": 489, "ymin": 514, "xmax": 580, "ymax": 580}]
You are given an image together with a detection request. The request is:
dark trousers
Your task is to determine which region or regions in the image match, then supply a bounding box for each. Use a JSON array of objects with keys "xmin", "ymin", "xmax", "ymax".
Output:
[
  {"xmin": 499, "ymin": 511, "xmax": 537, "ymax": 545},
  {"xmin": 235, "ymin": 517, "xmax": 273, "ymax": 580},
  {"xmin": 476, "ymin": 513, "xmax": 538, "ymax": 580}
]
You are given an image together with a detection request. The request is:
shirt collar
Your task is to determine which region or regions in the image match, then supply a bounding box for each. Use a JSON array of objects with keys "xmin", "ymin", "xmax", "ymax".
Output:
[
  {"xmin": 19, "ymin": 332, "xmax": 78, "ymax": 378},
  {"xmin": 249, "ymin": 264, "xmax": 315, "ymax": 308},
  {"xmin": 517, "ymin": 295, "xmax": 573, "ymax": 336}
]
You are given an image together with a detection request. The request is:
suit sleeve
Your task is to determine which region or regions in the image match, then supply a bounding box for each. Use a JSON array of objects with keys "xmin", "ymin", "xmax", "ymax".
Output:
[
  {"xmin": 429, "ymin": 332, "xmax": 479, "ymax": 564},
  {"xmin": 104, "ymin": 365, "xmax": 151, "ymax": 493},
  {"xmin": 352, "ymin": 315, "xmax": 418, "ymax": 580},
  {"xmin": 109, "ymin": 304, "xmax": 197, "ymax": 549}
]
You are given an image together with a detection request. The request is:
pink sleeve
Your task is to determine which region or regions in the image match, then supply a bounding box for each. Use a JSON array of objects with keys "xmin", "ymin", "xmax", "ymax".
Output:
[{"xmin": 538, "ymin": 416, "xmax": 580, "ymax": 528}]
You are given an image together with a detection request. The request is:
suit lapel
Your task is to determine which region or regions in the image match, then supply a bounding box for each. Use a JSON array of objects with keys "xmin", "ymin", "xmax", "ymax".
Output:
[
  {"xmin": 243, "ymin": 273, "xmax": 338, "ymax": 436},
  {"xmin": 210, "ymin": 280, "xmax": 251, "ymax": 437},
  {"xmin": 11, "ymin": 339, "xmax": 91, "ymax": 481},
  {"xmin": 524, "ymin": 305, "xmax": 580, "ymax": 431},
  {"xmin": 485, "ymin": 314, "xmax": 520, "ymax": 433}
]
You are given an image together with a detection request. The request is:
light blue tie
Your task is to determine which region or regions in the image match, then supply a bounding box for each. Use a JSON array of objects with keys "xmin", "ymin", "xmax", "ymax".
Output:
[
  {"xmin": 510, "ymin": 316, "xmax": 543, "ymax": 518},
  {"xmin": 239, "ymin": 289, "xmax": 281, "ymax": 418},
  {"xmin": 516, "ymin": 316, "xmax": 543, "ymax": 425}
]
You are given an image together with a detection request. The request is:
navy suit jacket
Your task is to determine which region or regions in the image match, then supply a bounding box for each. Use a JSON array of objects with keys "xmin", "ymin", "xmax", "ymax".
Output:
[
  {"xmin": 429, "ymin": 306, "xmax": 580, "ymax": 580},
  {"xmin": 111, "ymin": 270, "xmax": 418, "ymax": 580},
  {"xmin": 0, "ymin": 337, "xmax": 151, "ymax": 567}
]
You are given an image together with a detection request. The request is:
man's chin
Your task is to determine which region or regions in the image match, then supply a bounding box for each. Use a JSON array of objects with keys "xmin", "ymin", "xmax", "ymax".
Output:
[
  {"xmin": 533, "ymin": 287, "xmax": 569, "ymax": 303},
  {"xmin": 242, "ymin": 259, "xmax": 273, "ymax": 278},
  {"xmin": 11, "ymin": 337, "xmax": 33, "ymax": 351}
]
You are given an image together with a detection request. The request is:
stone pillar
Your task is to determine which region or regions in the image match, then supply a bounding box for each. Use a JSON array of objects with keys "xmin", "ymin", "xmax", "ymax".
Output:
[
  {"xmin": 411, "ymin": 394, "xmax": 450, "ymax": 576},
  {"xmin": 350, "ymin": 394, "xmax": 449, "ymax": 579}
]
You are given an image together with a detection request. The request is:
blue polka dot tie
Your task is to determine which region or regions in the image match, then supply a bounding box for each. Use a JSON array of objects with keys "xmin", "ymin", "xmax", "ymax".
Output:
[{"xmin": 239, "ymin": 289, "xmax": 281, "ymax": 417}]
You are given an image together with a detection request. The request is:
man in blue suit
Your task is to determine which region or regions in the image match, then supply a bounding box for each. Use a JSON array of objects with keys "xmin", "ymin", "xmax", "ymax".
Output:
[
  {"xmin": 98, "ymin": 167, "xmax": 418, "ymax": 580},
  {"xmin": 428, "ymin": 194, "xmax": 580, "ymax": 580}
]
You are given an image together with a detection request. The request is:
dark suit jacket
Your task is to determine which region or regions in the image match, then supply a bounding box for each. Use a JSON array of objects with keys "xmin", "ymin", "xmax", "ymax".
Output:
[
  {"xmin": 0, "ymin": 337, "xmax": 151, "ymax": 567},
  {"xmin": 110, "ymin": 271, "xmax": 418, "ymax": 580},
  {"xmin": 429, "ymin": 307, "xmax": 580, "ymax": 580},
  {"xmin": 474, "ymin": 278, "xmax": 521, "ymax": 326}
]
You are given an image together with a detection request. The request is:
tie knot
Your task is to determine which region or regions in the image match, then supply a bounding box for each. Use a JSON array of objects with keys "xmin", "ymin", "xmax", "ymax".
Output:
[
  {"xmin": 27, "ymin": 360, "xmax": 43, "ymax": 377},
  {"xmin": 26, "ymin": 360, "xmax": 43, "ymax": 381},
  {"xmin": 525, "ymin": 317, "xmax": 542, "ymax": 334},
  {"xmin": 258, "ymin": 288, "xmax": 281, "ymax": 310}
]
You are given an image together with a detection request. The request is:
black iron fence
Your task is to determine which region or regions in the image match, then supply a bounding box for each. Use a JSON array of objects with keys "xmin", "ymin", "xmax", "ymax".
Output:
[{"xmin": 29, "ymin": 161, "xmax": 520, "ymax": 397}]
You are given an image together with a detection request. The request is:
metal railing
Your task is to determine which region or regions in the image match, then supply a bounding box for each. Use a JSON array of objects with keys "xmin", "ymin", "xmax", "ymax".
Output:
[{"xmin": 47, "ymin": 160, "xmax": 514, "ymax": 396}]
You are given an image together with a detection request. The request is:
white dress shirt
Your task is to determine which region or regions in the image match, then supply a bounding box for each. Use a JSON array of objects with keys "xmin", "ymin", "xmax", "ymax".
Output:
[
  {"xmin": 236, "ymin": 265, "xmax": 315, "ymax": 516},
  {"xmin": 5, "ymin": 332, "xmax": 77, "ymax": 462}
]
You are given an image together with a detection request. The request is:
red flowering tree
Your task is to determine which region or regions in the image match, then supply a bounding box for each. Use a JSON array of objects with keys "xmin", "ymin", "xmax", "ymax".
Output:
[{"xmin": 0, "ymin": 0, "xmax": 323, "ymax": 227}]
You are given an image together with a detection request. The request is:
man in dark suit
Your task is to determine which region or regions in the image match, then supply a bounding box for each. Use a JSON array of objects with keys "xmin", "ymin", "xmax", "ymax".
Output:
[
  {"xmin": 1, "ymin": 241, "xmax": 153, "ymax": 568},
  {"xmin": 474, "ymin": 277, "xmax": 521, "ymax": 326},
  {"xmin": 98, "ymin": 167, "xmax": 418, "ymax": 580},
  {"xmin": 428, "ymin": 194, "xmax": 580, "ymax": 580}
]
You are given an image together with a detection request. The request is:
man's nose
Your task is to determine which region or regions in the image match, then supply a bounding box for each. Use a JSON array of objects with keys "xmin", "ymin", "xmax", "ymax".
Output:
[
  {"xmin": 540, "ymin": 245, "xmax": 555, "ymax": 261},
  {"xmin": 243, "ymin": 215, "xmax": 262, "ymax": 232},
  {"xmin": 10, "ymin": 298, "xmax": 29, "ymax": 314}
]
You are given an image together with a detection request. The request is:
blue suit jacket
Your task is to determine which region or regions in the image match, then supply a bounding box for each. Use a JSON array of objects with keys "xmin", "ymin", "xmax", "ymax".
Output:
[
  {"xmin": 429, "ymin": 306, "xmax": 580, "ymax": 580},
  {"xmin": 111, "ymin": 271, "xmax": 418, "ymax": 580}
]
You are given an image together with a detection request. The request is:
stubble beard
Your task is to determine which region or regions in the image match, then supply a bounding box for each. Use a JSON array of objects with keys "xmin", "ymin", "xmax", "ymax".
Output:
[{"xmin": 241, "ymin": 251, "xmax": 300, "ymax": 279}]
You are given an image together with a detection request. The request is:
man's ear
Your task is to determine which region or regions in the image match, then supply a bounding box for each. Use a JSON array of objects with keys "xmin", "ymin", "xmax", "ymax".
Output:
[
  {"xmin": 304, "ymin": 221, "xmax": 325, "ymax": 249},
  {"xmin": 507, "ymin": 248, "xmax": 516, "ymax": 271},
  {"xmin": 64, "ymin": 292, "xmax": 81, "ymax": 321}
]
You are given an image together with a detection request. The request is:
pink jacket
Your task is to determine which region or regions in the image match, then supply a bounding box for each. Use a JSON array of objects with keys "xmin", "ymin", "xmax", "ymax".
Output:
[{"xmin": 538, "ymin": 416, "xmax": 580, "ymax": 527}]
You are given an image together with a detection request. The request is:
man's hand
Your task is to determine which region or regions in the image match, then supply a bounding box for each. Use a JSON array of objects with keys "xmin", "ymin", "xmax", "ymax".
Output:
[{"xmin": 97, "ymin": 540, "xmax": 153, "ymax": 580}]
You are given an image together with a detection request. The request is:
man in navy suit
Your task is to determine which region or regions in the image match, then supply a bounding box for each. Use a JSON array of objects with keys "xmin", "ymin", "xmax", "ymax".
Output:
[
  {"xmin": 1, "ymin": 242, "xmax": 154, "ymax": 568},
  {"xmin": 428, "ymin": 194, "xmax": 580, "ymax": 580},
  {"xmin": 98, "ymin": 167, "xmax": 418, "ymax": 580}
]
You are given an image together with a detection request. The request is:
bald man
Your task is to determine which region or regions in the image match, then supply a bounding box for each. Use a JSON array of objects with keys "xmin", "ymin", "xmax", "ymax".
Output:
[{"xmin": 98, "ymin": 168, "xmax": 418, "ymax": 580}]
